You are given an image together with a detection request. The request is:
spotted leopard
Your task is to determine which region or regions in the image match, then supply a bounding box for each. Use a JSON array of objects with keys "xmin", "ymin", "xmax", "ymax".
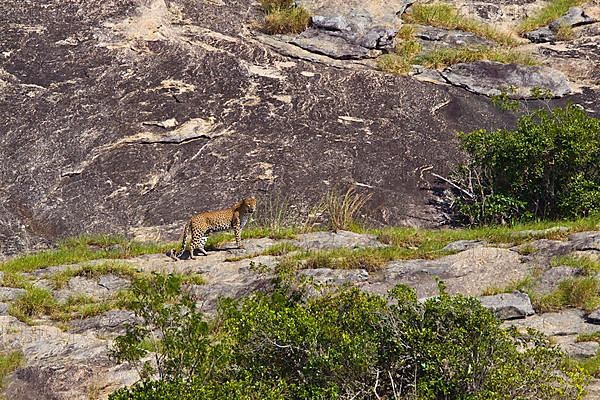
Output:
[{"xmin": 169, "ymin": 196, "xmax": 257, "ymax": 260}]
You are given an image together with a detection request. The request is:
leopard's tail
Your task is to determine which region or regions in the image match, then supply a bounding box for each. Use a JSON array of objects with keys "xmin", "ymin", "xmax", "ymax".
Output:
[{"xmin": 169, "ymin": 221, "xmax": 191, "ymax": 261}]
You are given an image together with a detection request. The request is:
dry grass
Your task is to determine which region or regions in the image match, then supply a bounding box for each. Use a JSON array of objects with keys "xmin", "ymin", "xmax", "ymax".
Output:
[
  {"xmin": 404, "ymin": 3, "xmax": 518, "ymax": 46},
  {"xmin": 260, "ymin": 0, "xmax": 310, "ymax": 35},
  {"xmin": 324, "ymin": 186, "xmax": 372, "ymax": 231},
  {"xmin": 416, "ymin": 46, "xmax": 538, "ymax": 69}
]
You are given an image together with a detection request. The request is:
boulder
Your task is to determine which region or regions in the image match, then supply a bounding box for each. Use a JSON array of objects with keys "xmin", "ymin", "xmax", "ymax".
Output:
[
  {"xmin": 291, "ymin": 230, "xmax": 384, "ymax": 250},
  {"xmin": 586, "ymin": 308, "xmax": 600, "ymax": 324},
  {"xmin": 441, "ymin": 61, "xmax": 573, "ymax": 99},
  {"xmin": 478, "ymin": 292, "xmax": 535, "ymax": 319},
  {"xmin": 549, "ymin": 7, "xmax": 596, "ymax": 31},
  {"xmin": 0, "ymin": 287, "xmax": 26, "ymax": 302},
  {"xmin": 552, "ymin": 336, "xmax": 599, "ymax": 359},
  {"xmin": 534, "ymin": 265, "xmax": 581, "ymax": 294},
  {"xmin": 504, "ymin": 309, "xmax": 600, "ymax": 336}
]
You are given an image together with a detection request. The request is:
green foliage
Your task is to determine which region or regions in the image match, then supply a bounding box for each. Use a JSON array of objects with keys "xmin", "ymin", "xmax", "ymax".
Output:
[
  {"xmin": 0, "ymin": 234, "xmax": 174, "ymax": 273},
  {"xmin": 551, "ymin": 255, "xmax": 600, "ymax": 276},
  {"xmin": 110, "ymin": 273, "xmax": 219, "ymax": 382},
  {"xmin": 518, "ymin": 0, "xmax": 585, "ymax": 33},
  {"xmin": 0, "ymin": 351, "xmax": 24, "ymax": 392},
  {"xmin": 8, "ymin": 286, "xmax": 59, "ymax": 324},
  {"xmin": 536, "ymin": 277, "xmax": 600, "ymax": 312},
  {"xmin": 454, "ymin": 105, "xmax": 600, "ymax": 224},
  {"xmin": 110, "ymin": 276, "xmax": 587, "ymax": 400},
  {"xmin": 49, "ymin": 261, "xmax": 139, "ymax": 289}
]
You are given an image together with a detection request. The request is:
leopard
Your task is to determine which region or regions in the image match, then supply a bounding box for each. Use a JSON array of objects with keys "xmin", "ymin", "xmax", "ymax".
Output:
[{"xmin": 169, "ymin": 196, "xmax": 257, "ymax": 261}]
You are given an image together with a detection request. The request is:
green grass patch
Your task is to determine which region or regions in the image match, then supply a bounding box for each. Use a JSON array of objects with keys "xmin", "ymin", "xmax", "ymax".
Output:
[
  {"xmin": 551, "ymin": 255, "xmax": 600, "ymax": 276},
  {"xmin": 260, "ymin": 0, "xmax": 310, "ymax": 34},
  {"xmin": 404, "ymin": 2, "xmax": 518, "ymax": 46},
  {"xmin": 535, "ymin": 277, "xmax": 600, "ymax": 312},
  {"xmin": 373, "ymin": 215, "xmax": 600, "ymax": 250},
  {"xmin": 0, "ymin": 234, "xmax": 174, "ymax": 274},
  {"xmin": 49, "ymin": 261, "xmax": 140, "ymax": 289},
  {"xmin": 415, "ymin": 46, "xmax": 537, "ymax": 69},
  {"xmin": 578, "ymin": 352, "xmax": 600, "ymax": 378},
  {"xmin": 576, "ymin": 332, "xmax": 600, "ymax": 343},
  {"xmin": 8, "ymin": 286, "xmax": 59, "ymax": 324},
  {"xmin": 0, "ymin": 272, "xmax": 29, "ymax": 288},
  {"xmin": 0, "ymin": 351, "xmax": 24, "ymax": 392},
  {"xmin": 482, "ymin": 276, "xmax": 534, "ymax": 296},
  {"xmin": 518, "ymin": 0, "xmax": 585, "ymax": 33},
  {"xmin": 261, "ymin": 242, "xmax": 301, "ymax": 256}
]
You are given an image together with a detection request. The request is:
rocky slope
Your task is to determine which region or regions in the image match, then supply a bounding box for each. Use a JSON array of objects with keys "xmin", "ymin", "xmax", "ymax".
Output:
[
  {"xmin": 1, "ymin": 229, "xmax": 600, "ymax": 398},
  {"xmin": 1, "ymin": 0, "xmax": 599, "ymax": 256}
]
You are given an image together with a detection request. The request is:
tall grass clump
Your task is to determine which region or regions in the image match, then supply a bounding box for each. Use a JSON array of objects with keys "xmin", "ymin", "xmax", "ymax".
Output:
[
  {"xmin": 0, "ymin": 351, "xmax": 24, "ymax": 392},
  {"xmin": 260, "ymin": 0, "xmax": 310, "ymax": 34},
  {"xmin": 323, "ymin": 186, "xmax": 372, "ymax": 231},
  {"xmin": 518, "ymin": 0, "xmax": 585, "ymax": 33},
  {"xmin": 404, "ymin": 3, "xmax": 518, "ymax": 46}
]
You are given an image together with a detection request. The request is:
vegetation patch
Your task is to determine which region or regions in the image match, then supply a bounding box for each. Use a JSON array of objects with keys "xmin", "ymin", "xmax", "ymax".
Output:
[
  {"xmin": 0, "ymin": 351, "xmax": 24, "ymax": 393},
  {"xmin": 415, "ymin": 46, "xmax": 537, "ymax": 69},
  {"xmin": 551, "ymin": 255, "xmax": 600, "ymax": 276},
  {"xmin": 109, "ymin": 274, "xmax": 587, "ymax": 399},
  {"xmin": 260, "ymin": 0, "xmax": 310, "ymax": 35},
  {"xmin": 449, "ymin": 105, "xmax": 600, "ymax": 224},
  {"xmin": 49, "ymin": 261, "xmax": 140, "ymax": 289},
  {"xmin": 8, "ymin": 286, "xmax": 59, "ymax": 324},
  {"xmin": 482, "ymin": 276, "xmax": 534, "ymax": 296},
  {"xmin": 0, "ymin": 234, "xmax": 174, "ymax": 274},
  {"xmin": 404, "ymin": 2, "xmax": 518, "ymax": 46},
  {"xmin": 535, "ymin": 276, "xmax": 600, "ymax": 312},
  {"xmin": 518, "ymin": 0, "xmax": 585, "ymax": 33}
]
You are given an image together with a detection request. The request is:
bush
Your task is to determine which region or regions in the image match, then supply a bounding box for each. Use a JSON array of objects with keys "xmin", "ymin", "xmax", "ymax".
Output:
[
  {"xmin": 453, "ymin": 104, "xmax": 600, "ymax": 224},
  {"xmin": 110, "ymin": 275, "xmax": 587, "ymax": 399}
]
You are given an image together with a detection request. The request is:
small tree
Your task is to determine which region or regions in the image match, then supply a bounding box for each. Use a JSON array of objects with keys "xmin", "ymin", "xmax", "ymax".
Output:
[{"xmin": 453, "ymin": 104, "xmax": 600, "ymax": 224}]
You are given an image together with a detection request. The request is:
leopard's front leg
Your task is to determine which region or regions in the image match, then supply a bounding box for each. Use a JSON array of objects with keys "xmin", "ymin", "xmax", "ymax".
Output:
[{"xmin": 233, "ymin": 214, "xmax": 243, "ymax": 249}]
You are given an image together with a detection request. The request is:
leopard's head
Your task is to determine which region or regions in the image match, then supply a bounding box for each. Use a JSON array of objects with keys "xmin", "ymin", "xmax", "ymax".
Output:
[{"xmin": 241, "ymin": 196, "xmax": 257, "ymax": 214}]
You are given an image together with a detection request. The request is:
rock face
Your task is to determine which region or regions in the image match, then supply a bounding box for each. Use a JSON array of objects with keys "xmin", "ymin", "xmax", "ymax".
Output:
[
  {"xmin": 525, "ymin": 7, "xmax": 596, "ymax": 43},
  {"xmin": 0, "ymin": 0, "xmax": 539, "ymax": 256},
  {"xmin": 478, "ymin": 292, "xmax": 535, "ymax": 320},
  {"xmin": 441, "ymin": 61, "xmax": 573, "ymax": 98}
]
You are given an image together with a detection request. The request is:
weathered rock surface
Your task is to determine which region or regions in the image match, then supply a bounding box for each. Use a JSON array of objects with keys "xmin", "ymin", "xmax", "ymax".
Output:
[
  {"xmin": 415, "ymin": 26, "xmax": 495, "ymax": 51},
  {"xmin": 364, "ymin": 246, "xmax": 527, "ymax": 298},
  {"xmin": 441, "ymin": 61, "xmax": 573, "ymax": 98},
  {"xmin": 442, "ymin": 239, "xmax": 485, "ymax": 252},
  {"xmin": 586, "ymin": 308, "xmax": 600, "ymax": 324},
  {"xmin": 525, "ymin": 7, "xmax": 596, "ymax": 43},
  {"xmin": 534, "ymin": 265, "xmax": 581, "ymax": 294},
  {"xmin": 504, "ymin": 309, "xmax": 600, "ymax": 336},
  {"xmin": 478, "ymin": 292, "xmax": 535, "ymax": 319}
]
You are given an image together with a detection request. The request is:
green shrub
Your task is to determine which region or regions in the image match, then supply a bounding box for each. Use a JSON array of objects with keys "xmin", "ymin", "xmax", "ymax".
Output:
[
  {"xmin": 453, "ymin": 105, "xmax": 600, "ymax": 224},
  {"xmin": 110, "ymin": 276, "xmax": 587, "ymax": 399}
]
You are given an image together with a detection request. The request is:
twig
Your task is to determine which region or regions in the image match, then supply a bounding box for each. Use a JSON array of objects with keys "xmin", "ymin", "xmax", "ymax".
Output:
[{"xmin": 431, "ymin": 173, "xmax": 475, "ymax": 199}]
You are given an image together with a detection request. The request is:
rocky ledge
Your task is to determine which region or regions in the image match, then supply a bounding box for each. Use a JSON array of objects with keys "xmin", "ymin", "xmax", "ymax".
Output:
[{"xmin": 1, "ymin": 229, "xmax": 600, "ymax": 398}]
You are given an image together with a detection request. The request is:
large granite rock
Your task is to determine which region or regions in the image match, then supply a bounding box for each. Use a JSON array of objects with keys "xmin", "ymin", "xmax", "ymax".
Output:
[
  {"xmin": 478, "ymin": 292, "xmax": 535, "ymax": 319},
  {"xmin": 0, "ymin": 0, "xmax": 533, "ymax": 256},
  {"xmin": 441, "ymin": 61, "xmax": 573, "ymax": 98}
]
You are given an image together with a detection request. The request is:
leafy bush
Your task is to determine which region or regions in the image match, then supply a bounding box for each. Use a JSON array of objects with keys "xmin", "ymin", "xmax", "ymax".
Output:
[
  {"xmin": 453, "ymin": 105, "xmax": 600, "ymax": 224},
  {"xmin": 110, "ymin": 275, "xmax": 587, "ymax": 399}
]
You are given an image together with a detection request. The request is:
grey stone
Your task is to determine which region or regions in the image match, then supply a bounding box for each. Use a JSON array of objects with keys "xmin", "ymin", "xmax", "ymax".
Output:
[
  {"xmin": 441, "ymin": 61, "xmax": 573, "ymax": 99},
  {"xmin": 503, "ymin": 309, "xmax": 600, "ymax": 336},
  {"xmin": 0, "ymin": 287, "xmax": 26, "ymax": 302},
  {"xmin": 549, "ymin": 7, "xmax": 596, "ymax": 31},
  {"xmin": 70, "ymin": 310, "xmax": 136, "ymax": 335},
  {"xmin": 570, "ymin": 232, "xmax": 600, "ymax": 252},
  {"xmin": 586, "ymin": 308, "xmax": 600, "ymax": 324},
  {"xmin": 442, "ymin": 239, "xmax": 486, "ymax": 252},
  {"xmin": 356, "ymin": 27, "xmax": 397, "ymax": 50},
  {"xmin": 552, "ymin": 336, "xmax": 599, "ymax": 359},
  {"xmin": 535, "ymin": 265, "xmax": 581, "ymax": 294},
  {"xmin": 98, "ymin": 274, "xmax": 130, "ymax": 292},
  {"xmin": 291, "ymin": 29, "xmax": 376, "ymax": 59},
  {"xmin": 298, "ymin": 268, "xmax": 369, "ymax": 285},
  {"xmin": 311, "ymin": 15, "xmax": 352, "ymax": 32},
  {"xmin": 365, "ymin": 247, "xmax": 526, "ymax": 298},
  {"xmin": 478, "ymin": 292, "xmax": 535, "ymax": 320},
  {"xmin": 416, "ymin": 26, "xmax": 494, "ymax": 49},
  {"xmin": 524, "ymin": 27, "xmax": 556, "ymax": 43},
  {"xmin": 0, "ymin": 302, "xmax": 8, "ymax": 315},
  {"xmin": 292, "ymin": 230, "xmax": 384, "ymax": 250}
]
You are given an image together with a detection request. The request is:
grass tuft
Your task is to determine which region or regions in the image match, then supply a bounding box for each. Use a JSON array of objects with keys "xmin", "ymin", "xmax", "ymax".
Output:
[
  {"xmin": 535, "ymin": 277, "xmax": 600, "ymax": 312},
  {"xmin": 49, "ymin": 261, "xmax": 139, "ymax": 289},
  {"xmin": 8, "ymin": 286, "xmax": 59, "ymax": 324},
  {"xmin": 0, "ymin": 234, "xmax": 174, "ymax": 274},
  {"xmin": 324, "ymin": 186, "xmax": 372, "ymax": 232},
  {"xmin": 415, "ymin": 46, "xmax": 538, "ymax": 69},
  {"xmin": 260, "ymin": 0, "xmax": 310, "ymax": 35},
  {"xmin": 0, "ymin": 351, "xmax": 24, "ymax": 392},
  {"xmin": 518, "ymin": 0, "xmax": 585, "ymax": 33},
  {"xmin": 550, "ymin": 255, "xmax": 600, "ymax": 276},
  {"xmin": 404, "ymin": 3, "xmax": 518, "ymax": 46}
]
